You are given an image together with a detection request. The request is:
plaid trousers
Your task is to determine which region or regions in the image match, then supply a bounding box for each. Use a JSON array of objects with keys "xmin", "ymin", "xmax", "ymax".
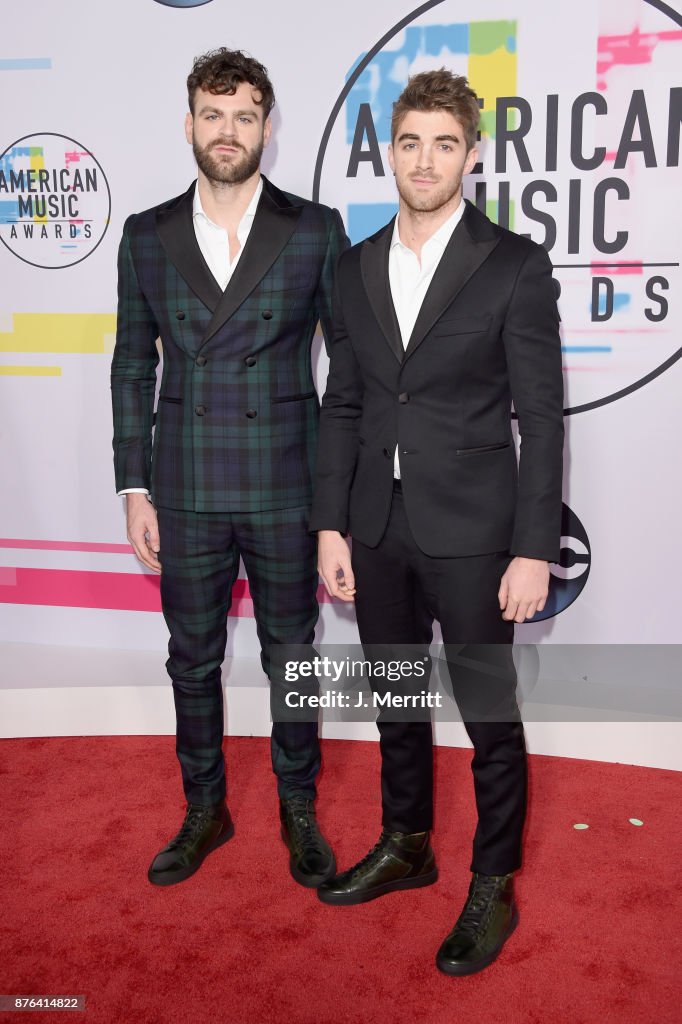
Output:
[{"xmin": 157, "ymin": 504, "xmax": 320, "ymax": 805}]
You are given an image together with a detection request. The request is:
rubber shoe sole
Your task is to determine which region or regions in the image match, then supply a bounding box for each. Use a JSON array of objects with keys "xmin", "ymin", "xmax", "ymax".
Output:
[
  {"xmin": 147, "ymin": 820, "xmax": 235, "ymax": 887},
  {"xmin": 317, "ymin": 866, "xmax": 438, "ymax": 906}
]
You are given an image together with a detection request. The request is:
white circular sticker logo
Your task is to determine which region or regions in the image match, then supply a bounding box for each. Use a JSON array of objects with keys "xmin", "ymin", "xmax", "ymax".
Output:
[
  {"xmin": 0, "ymin": 132, "xmax": 111, "ymax": 269},
  {"xmin": 314, "ymin": 0, "xmax": 682, "ymax": 415}
]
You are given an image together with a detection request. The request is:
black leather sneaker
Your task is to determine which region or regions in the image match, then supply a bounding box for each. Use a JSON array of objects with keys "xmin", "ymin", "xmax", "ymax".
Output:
[
  {"xmin": 280, "ymin": 796, "xmax": 336, "ymax": 887},
  {"xmin": 147, "ymin": 802, "xmax": 234, "ymax": 886},
  {"xmin": 317, "ymin": 829, "xmax": 437, "ymax": 906},
  {"xmin": 436, "ymin": 872, "xmax": 518, "ymax": 976}
]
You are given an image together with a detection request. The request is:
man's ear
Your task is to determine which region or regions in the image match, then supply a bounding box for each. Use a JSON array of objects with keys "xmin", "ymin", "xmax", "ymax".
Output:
[
  {"xmin": 184, "ymin": 112, "xmax": 193, "ymax": 146},
  {"xmin": 387, "ymin": 144, "xmax": 395, "ymax": 175},
  {"xmin": 263, "ymin": 116, "xmax": 272, "ymax": 148},
  {"xmin": 463, "ymin": 145, "xmax": 479, "ymax": 176}
]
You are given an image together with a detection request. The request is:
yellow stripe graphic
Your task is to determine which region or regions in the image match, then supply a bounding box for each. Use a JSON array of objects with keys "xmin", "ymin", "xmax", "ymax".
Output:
[
  {"xmin": 0, "ymin": 313, "xmax": 117, "ymax": 354},
  {"xmin": 0, "ymin": 366, "xmax": 62, "ymax": 376}
]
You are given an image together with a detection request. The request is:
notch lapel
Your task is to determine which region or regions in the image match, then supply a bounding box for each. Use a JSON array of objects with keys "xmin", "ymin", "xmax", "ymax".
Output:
[
  {"xmin": 403, "ymin": 203, "xmax": 500, "ymax": 361},
  {"xmin": 156, "ymin": 183, "xmax": 222, "ymax": 312},
  {"xmin": 360, "ymin": 221, "xmax": 403, "ymax": 364},
  {"xmin": 200, "ymin": 179, "xmax": 302, "ymax": 347}
]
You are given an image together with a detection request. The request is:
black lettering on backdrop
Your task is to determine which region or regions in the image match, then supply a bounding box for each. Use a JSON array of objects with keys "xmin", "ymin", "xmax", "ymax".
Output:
[
  {"xmin": 591, "ymin": 277, "xmax": 614, "ymax": 322},
  {"xmin": 645, "ymin": 277, "xmax": 669, "ymax": 322},
  {"xmin": 495, "ymin": 96, "xmax": 532, "ymax": 173},
  {"xmin": 347, "ymin": 103, "xmax": 385, "ymax": 177},
  {"xmin": 593, "ymin": 178, "xmax": 629, "ymax": 253},
  {"xmin": 614, "ymin": 90, "xmax": 657, "ymax": 168},
  {"xmin": 571, "ymin": 93, "xmax": 607, "ymax": 170}
]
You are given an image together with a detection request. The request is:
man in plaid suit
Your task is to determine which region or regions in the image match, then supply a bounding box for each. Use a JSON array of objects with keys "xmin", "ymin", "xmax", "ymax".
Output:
[{"xmin": 111, "ymin": 48, "xmax": 347, "ymax": 888}]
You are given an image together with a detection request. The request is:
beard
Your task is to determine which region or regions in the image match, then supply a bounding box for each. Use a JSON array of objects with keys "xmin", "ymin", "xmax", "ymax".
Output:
[
  {"xmin": 395, "ymin": 171, "xmax": 463, "ymax": 214},
  {"xmin": 193, "ymin": 135, "xmax": 264, "ymax": 185}
]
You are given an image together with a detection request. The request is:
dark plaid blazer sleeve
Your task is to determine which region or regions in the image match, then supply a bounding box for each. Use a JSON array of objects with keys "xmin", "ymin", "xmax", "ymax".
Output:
[
  {"xmin": 111, "ymin": 214, "xmax": 160, "ymax": 492},
  {"xmin": 314, "ymin": 208, "xmax": 350, "ymax": 353}
]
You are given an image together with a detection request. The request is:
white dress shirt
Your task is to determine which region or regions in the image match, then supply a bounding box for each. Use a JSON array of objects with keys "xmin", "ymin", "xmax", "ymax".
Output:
[
  {"xmin": 192, "ymin": 176, "xmax": 263, "ymax": 289},
  {"xmin": 119, "ymin": 178, "xmax": 263, "ymax": 497},
  {"xmin": 389, "ymin": 199, "xmax": 466, "ymax": 478}
]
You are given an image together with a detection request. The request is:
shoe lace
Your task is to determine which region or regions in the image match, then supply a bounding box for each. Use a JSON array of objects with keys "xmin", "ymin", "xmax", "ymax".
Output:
[
  {"xmin": 456, "ymin": 874, "xmax": 508, "ymax": 937},
  {"xmin": 347, "ymin": 830, "xmax": 392, "ymax": 880},
  {"xmin": 284, "ymin": 797, "xmax": 324, "ymax": 852},
  {"xmin": 169, "ymin": 805, "xmax": 212, "ymax": 848}
]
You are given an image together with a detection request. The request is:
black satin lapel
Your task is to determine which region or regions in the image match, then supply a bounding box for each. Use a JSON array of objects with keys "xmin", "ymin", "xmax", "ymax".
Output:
[
  {"xmin": 201, "ymin": 190, "xmax": 302, "ymax": 345},
  {"xmin": 403, "ymin": 223, "xmax": 499, "ymax": 360},
  {"xmin": 156, "ymin": 185, "xmax": 222, "ymax": 312},
  {"xmin": 360, "ymin": 225, "xmax": 403, "ymax": 363}
]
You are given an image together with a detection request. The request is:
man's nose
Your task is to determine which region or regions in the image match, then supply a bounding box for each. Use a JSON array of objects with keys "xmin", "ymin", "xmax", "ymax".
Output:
[{"xmin": 416, "ymin": 147, "xmax": 433, "ymax": 170}]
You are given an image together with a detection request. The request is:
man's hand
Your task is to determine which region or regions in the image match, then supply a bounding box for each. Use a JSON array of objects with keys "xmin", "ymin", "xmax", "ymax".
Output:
[
  {"xmin": 318, "ymin": 530, "xmax": 356, "ymax": 601},
  {"xmin": 126, "ymin": 493, "xmax": 161, "ymax": 573},
  {"xmin": 498, "ymin": 556, "xmax": 549, "ymax": 623}
]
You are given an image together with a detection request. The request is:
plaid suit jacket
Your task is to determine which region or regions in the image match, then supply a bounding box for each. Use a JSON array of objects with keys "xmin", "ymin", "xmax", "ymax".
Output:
[{"xmin": 111, "ymin": 176, "xmax": 348, "ymax": 513}]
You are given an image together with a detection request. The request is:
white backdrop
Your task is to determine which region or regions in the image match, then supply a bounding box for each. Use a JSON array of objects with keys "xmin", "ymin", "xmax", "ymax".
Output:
[{"xmin": 1, "ymin": 0, "xmax": 681, "ymax": 765}]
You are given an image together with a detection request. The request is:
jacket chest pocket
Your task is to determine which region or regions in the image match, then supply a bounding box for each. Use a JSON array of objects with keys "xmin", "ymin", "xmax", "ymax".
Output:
[{"xmin": 429, "ymin": 314, "xmax": 492, "ymax": 338}]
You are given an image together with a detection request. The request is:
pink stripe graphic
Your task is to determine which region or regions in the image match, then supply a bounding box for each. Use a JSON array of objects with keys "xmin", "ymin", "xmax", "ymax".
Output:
[
  {"xmin": 0, "ymin": 568, "xmax": 333, "ymax": 612},
  {"xmin": 0, "ymin": 539, "xmax": 132, "ymax": 554}
]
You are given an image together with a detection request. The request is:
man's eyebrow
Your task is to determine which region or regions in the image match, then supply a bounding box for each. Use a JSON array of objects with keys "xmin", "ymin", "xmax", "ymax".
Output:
[
  {"xmin": 196, "ymin": 105, "xmax": 259, "ymax": 117},
  {"xmin": 396, "ymin": 132, "xmax": 461, "ymax": 143}
]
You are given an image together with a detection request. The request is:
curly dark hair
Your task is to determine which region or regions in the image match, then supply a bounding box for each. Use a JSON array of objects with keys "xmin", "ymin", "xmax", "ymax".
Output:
[
  {"xmin": 187, "ymin": 48, "xmax": 275, "ymax": 118},
  {"xmin": 391, "ymin": 69, "xmax": 480, "ymax": 150}
]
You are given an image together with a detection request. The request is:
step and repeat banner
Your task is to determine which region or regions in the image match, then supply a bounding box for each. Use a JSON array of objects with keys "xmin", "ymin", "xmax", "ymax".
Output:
[{"xmin": 1, "ymin": 0, "xmax": 681, "ymax": 729}]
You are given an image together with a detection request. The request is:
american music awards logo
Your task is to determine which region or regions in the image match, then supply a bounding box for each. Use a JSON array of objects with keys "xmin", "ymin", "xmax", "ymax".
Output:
[
  {"xmin": 314, "ymin": 0, "xmax": 682, "ymax": 416},
  {"xmin": 0, "ymin": 133, "xmax": 111, "ymax": 270}
]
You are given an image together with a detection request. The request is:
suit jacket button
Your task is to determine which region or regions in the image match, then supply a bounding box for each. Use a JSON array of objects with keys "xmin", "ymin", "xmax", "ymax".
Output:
[
  {"xmin": 383, "ymin": 447, "xmax": 392, "ymax": 458},
  {"xmin": 195, "ymin": 405, "xmax": 206, "ymax": 416},
  {"xmin": 398, "ymin": 392, "xmax": 410, "ymax": 404},
  {"xmin": 262, "ymin": 310, "xmax": 273, "ymax": 320},
  {"xmin": 175, "ymin": 310, "xmax": 185, "ymax": 320},
  {"xmin": 245, "ymin": 409, "xmax": 258, "ymax": 419},
  {"xmin": 195, "ymin": 355, "xmax": 207, "ymax": 367},
  {"xmin": 244, "ymin": 356, "xmax": 257, "ymax": 367}
]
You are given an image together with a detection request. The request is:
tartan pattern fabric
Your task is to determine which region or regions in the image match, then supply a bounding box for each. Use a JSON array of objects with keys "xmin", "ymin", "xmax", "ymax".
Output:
[
  {"xmin": 158, "ymin": 504, "xmax": 320, "ymax": 804},
  {"xmin": 111, "ymin": 177, "xmax": 348, "ymax": 513}
]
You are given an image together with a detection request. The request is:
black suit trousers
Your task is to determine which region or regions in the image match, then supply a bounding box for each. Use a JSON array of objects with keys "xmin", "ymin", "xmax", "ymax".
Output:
[{"xmin": 351, "ymin": 484, "xmax": 527, "ymax": 875}]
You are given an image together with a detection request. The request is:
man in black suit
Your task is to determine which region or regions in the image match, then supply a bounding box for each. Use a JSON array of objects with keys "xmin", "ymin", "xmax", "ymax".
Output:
[{"xmin": 310, "ymin": 70, "xmax": 563, "ymax": 975}]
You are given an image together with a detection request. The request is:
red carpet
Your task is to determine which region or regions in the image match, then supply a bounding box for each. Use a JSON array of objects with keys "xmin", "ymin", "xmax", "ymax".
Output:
[{"xmin": 1, "ymin": 736, "xmax": 680, "ymax": 1024}]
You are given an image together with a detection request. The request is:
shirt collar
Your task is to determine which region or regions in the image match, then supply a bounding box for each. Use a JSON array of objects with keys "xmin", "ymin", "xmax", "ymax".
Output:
[
  {"xmin": 391, "ymin": 198, "xmax": 466, "ymax": 253},
  {"xmin": 192, "ymin": 176, "xmax": 263, "ymax": 229}
]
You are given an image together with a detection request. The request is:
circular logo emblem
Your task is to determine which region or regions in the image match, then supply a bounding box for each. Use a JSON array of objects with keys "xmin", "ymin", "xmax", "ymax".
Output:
[
  {"xmin": 531, "ymin": 503, "xmax": 591, "ymax": 621},
  {"xmin": 152, "ymin": 1, "xmax": 214, "ymax": 7},
  {"xmin": 314, "ymin": 0, "xmax": 682, "ymax": 415},
  {"xmin": 0, "ymin": 133, "xmax": 111, "ymax": 269}
]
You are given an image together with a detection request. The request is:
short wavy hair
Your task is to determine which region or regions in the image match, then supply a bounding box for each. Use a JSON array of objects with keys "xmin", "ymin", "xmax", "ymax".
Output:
[
  {"xmin": 187, "ymin": 48, "xmax": 275, "ymax": 118},
  {"xmin": 391, "ymin": 69, "xmax": 480, "ymax": 150}
]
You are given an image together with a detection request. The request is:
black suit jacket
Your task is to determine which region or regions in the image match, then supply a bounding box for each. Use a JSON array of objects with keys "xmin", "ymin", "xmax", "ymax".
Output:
[{"xmin": 310, "ymin": 201, "xmax": 564, "ymax": 561}]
